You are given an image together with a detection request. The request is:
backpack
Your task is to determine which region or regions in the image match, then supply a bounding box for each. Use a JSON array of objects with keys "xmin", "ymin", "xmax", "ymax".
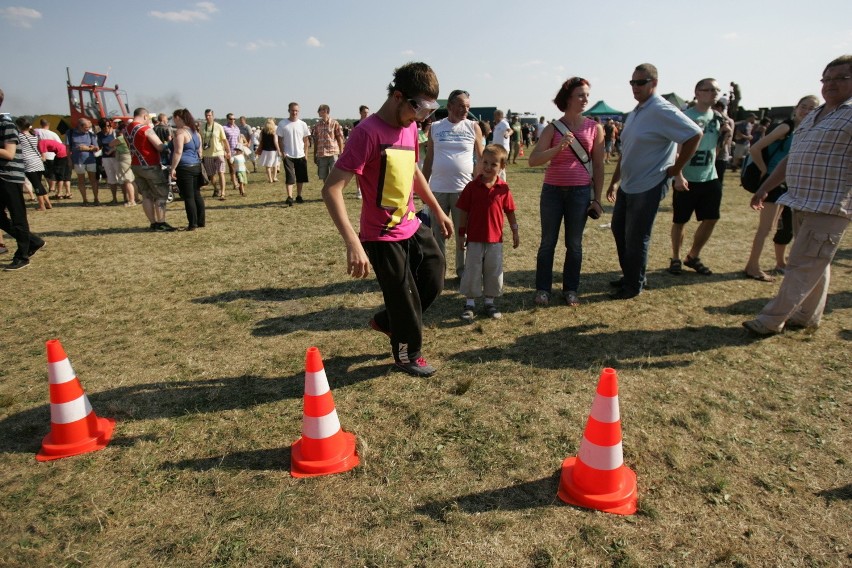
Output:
[{"xmin": 740, "ymin": 119, "xmax": 793, "ymax": 193}]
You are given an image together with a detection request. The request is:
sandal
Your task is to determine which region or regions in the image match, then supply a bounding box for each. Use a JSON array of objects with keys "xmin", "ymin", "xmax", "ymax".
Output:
[
  {"xmin": 534, "ymin": 290, "xmax": 550, "ymax": 306},
  {"xmin": 684, "ymin": 256, "xmax": 712, "ymax": 275},
  {"xmin": 563, "ymin": 291, "xmax": 580, "ymax": 306},
  {"xmin": 743, "ymin": 271, "xmax": 775, "ymax": 283},
  {"xmin": 668, "ymin": 258, "xmax": 683, "ymax": 275}
]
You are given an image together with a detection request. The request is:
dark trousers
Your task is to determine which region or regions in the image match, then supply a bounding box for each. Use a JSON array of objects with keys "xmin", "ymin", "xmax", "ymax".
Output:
[
  {"xmin": 363, "ymin": 224, "xmax": 445, "ymax": 363},
  {"xmin": 535, "ymin": 183, "xmax": 591, "ymax": 293},
  {"xmin": 175, "ymin": 164, "xmax": 206, "ymax": 228},
  {"xmin": 0, "ymin": 178, "xmax": 43, "ymax": 260},
  {"xmin": 611, "ymin": 179, "xmax": 666, "ymax": 295}
]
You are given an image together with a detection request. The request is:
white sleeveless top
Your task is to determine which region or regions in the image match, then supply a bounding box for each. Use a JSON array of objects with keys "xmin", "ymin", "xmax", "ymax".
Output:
[{"xmin": 428, "ymin": 118, "xmax": 477, "ymax": 193}]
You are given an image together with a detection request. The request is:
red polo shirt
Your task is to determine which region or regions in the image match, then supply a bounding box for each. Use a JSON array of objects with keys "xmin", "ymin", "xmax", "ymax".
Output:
[{"xmin": 456, "ymin": 175, "xmax": 516, "ymax": 243}]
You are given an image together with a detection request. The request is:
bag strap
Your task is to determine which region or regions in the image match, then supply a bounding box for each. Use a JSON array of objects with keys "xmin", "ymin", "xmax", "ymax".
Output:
[{"xmin": 551, "ymin": 119, "xmax": 593, "ymax": 181}]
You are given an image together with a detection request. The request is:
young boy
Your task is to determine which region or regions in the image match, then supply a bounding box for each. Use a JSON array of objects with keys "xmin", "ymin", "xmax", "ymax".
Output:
[
  {"xmin": 456, "ymin": 144, "xmax": 519, "ymax": 320},
  {"xmin": 231, "ymin": 147, "xmax": 248, "ymax": 196},
  {"xmin": 321, "ymin": 62, "xmax": 451, "ymax": 378}
]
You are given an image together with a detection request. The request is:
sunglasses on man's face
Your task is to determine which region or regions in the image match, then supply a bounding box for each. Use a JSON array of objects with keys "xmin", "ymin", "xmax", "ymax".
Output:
[{"xmin": 629, "ymin": 78, "xmax": 654, "ymax": 87}]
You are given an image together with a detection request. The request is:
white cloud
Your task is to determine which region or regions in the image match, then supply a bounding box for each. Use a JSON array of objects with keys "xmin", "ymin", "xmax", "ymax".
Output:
[
  {"xmin": 518, "ymin": 59, "xmax": 544, "ymax": 68},
  {"xmin": 722, "ymin": 31, "xmax": 738, "ymax": 40},
  {"xmin": 228, "ymin": 39, "xmax": 280, "ymax": 52},
  {"xmin": 150, "ymin": 2, "xmax": 217, "ymax": 23},
  {"xmin": 401, "ymin": 49, "xmax": 414, "ymax": 56},
  {"xmin": 0, "ymin": 6, "xmax": 42, "ymax": 28},
  {"xmin": 306, "ymin": 36, "xmax": 323, "ymax": 47}
]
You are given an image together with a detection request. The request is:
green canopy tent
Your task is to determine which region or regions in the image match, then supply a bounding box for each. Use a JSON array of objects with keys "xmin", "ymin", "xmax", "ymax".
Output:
[
  {"xmin": 661, "ymin": 92, "xmax": 687, "ymax": 110},
  {"xmin": 583, "ymin": 100, "xmax": 625, "ymax": 119}
]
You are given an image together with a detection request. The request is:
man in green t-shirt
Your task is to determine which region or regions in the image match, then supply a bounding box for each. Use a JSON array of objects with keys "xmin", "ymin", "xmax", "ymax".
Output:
[{"xmin": 668, "ymin": 77, "xmax": 726, "ymax": 277}]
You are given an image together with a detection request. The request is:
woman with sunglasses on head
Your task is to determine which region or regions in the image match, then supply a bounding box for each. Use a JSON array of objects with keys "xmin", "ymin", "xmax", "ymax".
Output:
[
  {"xmin": 528, "ymin": 77, "xmax": 605, "ymax": 307},
  {"xmin": 743, "ymin": 95, "xmax": 820, "ymax": 282},
  {"xmin": 169, "ymin": 109, "xmax": 205, "ymax": 230}
]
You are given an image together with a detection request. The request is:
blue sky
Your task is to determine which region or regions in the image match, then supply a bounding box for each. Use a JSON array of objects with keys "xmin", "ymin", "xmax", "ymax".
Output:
[{"xmin": 2, "ymin": 0, "xmax": 850, "ymax": 120}]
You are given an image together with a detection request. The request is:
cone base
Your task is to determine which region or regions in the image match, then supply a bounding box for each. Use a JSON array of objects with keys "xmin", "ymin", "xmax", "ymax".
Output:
[
  {"xmin": 290, "ymin": 431, "xmax": 359, "ymax": 478},
  {"xmin": 36, "ymin": 416, "xmax": 116, "ymax": 462},
  {"xmin": 556, "ymin": 456, "xmax": 637, "ymax": 516}
]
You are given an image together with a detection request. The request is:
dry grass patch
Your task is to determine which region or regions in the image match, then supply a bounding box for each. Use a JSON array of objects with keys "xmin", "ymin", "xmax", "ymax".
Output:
[{"xmin": 1, "ymin": 159, "xmax": 850, "ymax": 567}]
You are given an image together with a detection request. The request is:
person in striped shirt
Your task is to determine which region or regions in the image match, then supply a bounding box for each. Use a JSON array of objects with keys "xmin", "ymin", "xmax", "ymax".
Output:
[{"xmin": 0, "ymin": 88, "xmax": 46, "ymax": 270}]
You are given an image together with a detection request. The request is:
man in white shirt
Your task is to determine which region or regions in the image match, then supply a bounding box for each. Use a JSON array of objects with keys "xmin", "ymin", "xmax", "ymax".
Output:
[
  {"xmin": 276, "ymin": 102, "xmax": 311, "ymax": 206},
  {"xmin": 422, "ymin": 89, "xmax": 483, "ymax": 280}
]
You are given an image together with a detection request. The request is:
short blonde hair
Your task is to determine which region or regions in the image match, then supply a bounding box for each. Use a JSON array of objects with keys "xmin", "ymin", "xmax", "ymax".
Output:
[{"xmin": 483, "ymin": 143, "xmax": 508, "ymax": 166}]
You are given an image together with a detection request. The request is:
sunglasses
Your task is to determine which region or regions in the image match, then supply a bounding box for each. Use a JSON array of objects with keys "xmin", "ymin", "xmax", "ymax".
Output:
[{"xmin": 629, "ymin": 78, "xmax": 654, "ymax": 87}]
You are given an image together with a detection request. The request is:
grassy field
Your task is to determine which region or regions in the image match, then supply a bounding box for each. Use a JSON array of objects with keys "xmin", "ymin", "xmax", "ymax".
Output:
[{"xmin": 1, "ymin": 155, "xmax": 850, "ymax": 567}]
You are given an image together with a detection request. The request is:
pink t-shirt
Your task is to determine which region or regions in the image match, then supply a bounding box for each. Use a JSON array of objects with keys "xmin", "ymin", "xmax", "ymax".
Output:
[
  {"xmin": 543, "ymin": 117, "xmax": 597, "ymax": 187},
  {"xmin": 336, "ymin": 115, "xmax": 420, "ymax": 242},
  {"xmin": 37, "ymin": 138, "xmax": 68, "ymax": 159}
]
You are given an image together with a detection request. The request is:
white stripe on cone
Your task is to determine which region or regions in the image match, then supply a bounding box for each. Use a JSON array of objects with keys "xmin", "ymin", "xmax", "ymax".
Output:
[
  {"xmin": 578, "ymin": 438, "xmax": 624, "ymax": 471},
  {"xmin": 302, "ymin": 409, "xmax": 341, "ymax": 439},
  {"xmin": 48, "ymin": 358, "xmax": 77, "ymax": 385},
  {"xmin": 589, "ymin": 395, "xmax": 620, "ymax": 423},
  {"xmin": 50, "ymin": 394, "xmax": 93, "ymax": 424},
  {"xmin": 304, "ymin": 370, "xmax": 330, "ymax": 396}
]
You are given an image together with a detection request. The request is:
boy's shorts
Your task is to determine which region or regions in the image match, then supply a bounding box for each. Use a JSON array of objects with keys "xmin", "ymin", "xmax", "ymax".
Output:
[
  {"xmin": 459, "ymin": 242, "xmax": 504, "ymax": 299},
  {"xmin": 236, "ymin": 171, "xmax": 247, "ymax": 184},
  {"xmin": 672, "ymin": 178, "xmax": 722, "ymax": 223},
  {"xmin": 53, "ymin": 159, "xmax": 72, "ymax": 182}
]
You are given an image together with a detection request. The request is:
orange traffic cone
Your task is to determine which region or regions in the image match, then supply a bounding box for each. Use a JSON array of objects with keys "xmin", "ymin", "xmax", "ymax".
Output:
[
  {"xmin": 557, "ymin": 368, "xmax": 637, "ymax": 515},
  {"xmin": 36, "ymin": 339, "xmax": 115, "ymax": 462},
  {"xmin": 290, "ymin": 347, "xmax": 359, "ymax": 478}
]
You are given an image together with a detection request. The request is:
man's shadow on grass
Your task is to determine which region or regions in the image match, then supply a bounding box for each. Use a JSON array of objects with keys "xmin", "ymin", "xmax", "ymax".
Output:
[
  {"xmin": 193, "ymin": 281, "xmax": 377, "ymax": 305},
  {"xmin": 0, "ymin": 353, "xmax": 385, "ymax": 455},
  {"xmin": 36, "ymin": 227, "xmax": 152, "ymax": 237},
  {"xmin": 705, "ymin": 290, "xmax": 852, "ymax": 317},
  {"xmin": 416, "ymin": 471, "xmax": 562, "ymax": 520},
  {"xmin": 449, "ymin": 323, "xmax": 755, "ymax": 371}
]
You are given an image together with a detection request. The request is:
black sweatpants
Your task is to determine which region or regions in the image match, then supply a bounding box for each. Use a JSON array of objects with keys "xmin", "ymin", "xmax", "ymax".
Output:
[
  {"xmin": 363, "ymin": 224, "xmax": 445, "ymax": 363},
  {"xmin": 0, "ymin": 178, "xmax": 43, "ymax": 260}
]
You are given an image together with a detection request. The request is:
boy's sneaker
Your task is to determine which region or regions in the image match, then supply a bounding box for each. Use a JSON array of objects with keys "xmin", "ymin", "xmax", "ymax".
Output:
[
  {"xmin": 394, "ymin": 357, "xmax": 435, "ymax": 377},
  {"xmin": 4, "ymin": 258, "xmax": 30, "ymax": 271},
  {"xmin": 484, "ymin": 304, "xmax": 502, "ymax": 319},
  {"xmin": 534, "ymin": 290, "xmax": 550, "ymax": 306},
  {"xmin": 460, "ymin": 305, "xmax": 475, "ymax": 322},
  {"xmin": 29, "ymin": 241, "xmax": 46, "ymax": 257},
  {"xmin": 295, "ymin": 195, "xmax": 304, "ymax": 204},
  {"xmin": 285, "ymin": 196, "xmax": 294, "ymax": 207}
]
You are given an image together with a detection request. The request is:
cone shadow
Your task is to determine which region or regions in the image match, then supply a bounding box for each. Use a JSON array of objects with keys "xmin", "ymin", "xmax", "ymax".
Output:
[
  {"xmin": 160, "ymin": 447, "xmax": 292, "ymax": 472},
  {"xmin": 415, "ymin": 471, "xmax": 561, "ymax": 521}
]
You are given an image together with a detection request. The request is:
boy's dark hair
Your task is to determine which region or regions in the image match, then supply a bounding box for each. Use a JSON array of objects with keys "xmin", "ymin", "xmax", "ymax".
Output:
[
  {"xmin": 387, "ymin": 62, "xmax": 439, "ymax": 100},
  {"xmin": 359, "ymin": 105, "xmax": 369, "ymax": 113}
]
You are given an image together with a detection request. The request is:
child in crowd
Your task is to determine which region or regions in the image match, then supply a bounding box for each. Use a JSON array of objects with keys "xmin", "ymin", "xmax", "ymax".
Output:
[
  {"xmin": 456, "ymin": 144, "xmax": 519, "ymax": 320},
  {"xmin": 231, "ymin": 147, "xmax": 247, "ymax": 196}
]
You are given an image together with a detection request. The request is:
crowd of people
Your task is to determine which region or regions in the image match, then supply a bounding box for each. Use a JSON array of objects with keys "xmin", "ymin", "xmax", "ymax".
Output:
[{"xmin": 1, "ymin": 56, "xmax": 849, "ymax": 377}]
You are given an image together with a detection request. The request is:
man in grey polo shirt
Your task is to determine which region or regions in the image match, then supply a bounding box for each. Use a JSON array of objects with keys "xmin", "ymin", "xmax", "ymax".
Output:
[{"xmin": 606, "ymin": 63, "xmax": 702, "ymax": 299}]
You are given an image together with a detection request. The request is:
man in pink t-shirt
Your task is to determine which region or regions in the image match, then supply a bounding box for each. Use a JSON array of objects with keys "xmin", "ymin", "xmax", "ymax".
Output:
[{"xmin": 322, "ymin": 62, "xmax": 452, "ymax": 377}]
